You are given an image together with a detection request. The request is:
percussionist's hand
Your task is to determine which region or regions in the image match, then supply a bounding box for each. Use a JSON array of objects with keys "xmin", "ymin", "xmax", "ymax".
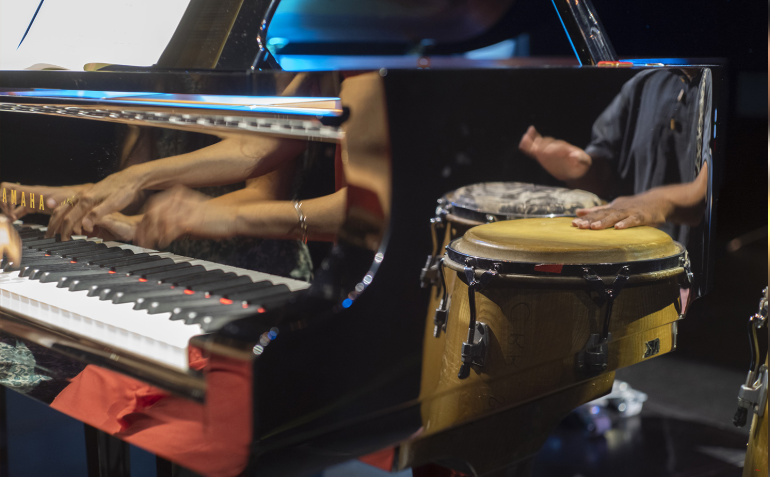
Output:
[
  {"xmin": 134, "ymin": 186, "xmax": 237, "ymax": 249},
  {"xmin": 572, "ymin": 192, "xmax": 670, "ymax": 230},
  {"xmin": 518, "ymin": 126, "xmax": 592, "ymax": 181},
  {"xmin": 46, "ymin": 169, "xmax": 142, "ymax": 240},
  {"xmin": 0, "ymin": 216, "xmax": 22, "ymax": 267}
]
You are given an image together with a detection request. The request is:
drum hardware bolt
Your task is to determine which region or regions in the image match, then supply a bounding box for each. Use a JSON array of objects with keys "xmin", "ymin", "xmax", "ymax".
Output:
[
  {"xmin": 578, "ymin": 266, "xmax": 630, "ymax": 374},
  {"xmin": 458, "ymin": 264, "xmax": 497, "ymax": 379},
  {"xmin": 735, "ymin": 365, "xmax": 767, "ymax": 427},
  {"xmin": 433, "ymin": 259, "xmax": 450, "ymax": 338},
  {"xmin": 485, "ymin": 214, "xmax": 497, "ymax": 223},
  {"xmin": 679, "ymin": 253, "xmax": 694, "ymax": 289},
  {"xmin": 735, "ymin": 288, "xmax": 769, "ymax": 427}
]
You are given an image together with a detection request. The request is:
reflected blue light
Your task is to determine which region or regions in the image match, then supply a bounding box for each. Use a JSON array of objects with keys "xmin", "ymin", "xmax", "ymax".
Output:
[
  {"xmin": 619, "ymin": 58, "xmax": 690, "ymax": 65},
  {"xmin": 267, "ymin": 330, "xmax": 277, "ymax": 340},
  {"xmin": 342, "ymin": 298, "xmax": 353, "ymax": 308},
  {"xmin": 0, "ymin": 89, "xmax": 342, "ymax": 116},
  {"xmin": 590, "ymin": 405, "xmax": 600, "ymax": 415}
]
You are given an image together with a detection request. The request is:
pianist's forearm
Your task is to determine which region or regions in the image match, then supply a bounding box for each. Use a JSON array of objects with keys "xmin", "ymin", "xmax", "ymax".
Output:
[
  {"xmin": 233, "ymin": 188, "xmax": 347, "ymax": 242},
  {"xmin": 131, "ymin": 136, "xmax": 306, "ymax": 190}
]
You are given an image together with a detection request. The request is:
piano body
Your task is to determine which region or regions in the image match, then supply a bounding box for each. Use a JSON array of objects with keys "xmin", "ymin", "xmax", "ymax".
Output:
[{"xmin": 0, "ymin": 1, "xmax": 724, "ymax": 476}]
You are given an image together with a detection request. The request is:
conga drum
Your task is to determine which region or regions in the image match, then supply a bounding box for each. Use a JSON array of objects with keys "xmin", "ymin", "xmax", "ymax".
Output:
[
  {"xmin": 419, "ymin": 183, "xmax": 602, "ymax": 404},
  {"xmin": 403, "ymin": 218, "xmax": 691, "ymax": 474}
]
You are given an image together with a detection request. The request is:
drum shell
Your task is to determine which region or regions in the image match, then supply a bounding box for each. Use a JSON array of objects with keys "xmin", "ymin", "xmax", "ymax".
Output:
[
  {"xmin": 421, "ymin": 260, "xmax": 684, "ymax": 437},
  {"xmin": 419, "ymin": 215, "xmax": 481, "ymax": 404}
]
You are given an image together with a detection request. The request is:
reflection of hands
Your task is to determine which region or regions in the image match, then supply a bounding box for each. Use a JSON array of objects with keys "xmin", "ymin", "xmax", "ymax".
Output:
[
  {"xmin": 572, "ymin": 193, "xmax": 669, "ymax": 230},
  {"xmin": 135, "ymin": 186, "xmax": 237, "ymax": 249},
  {"xmin": 46, "ymin": 169, "xmax": 143, "ymax": 240},
  {"xmin": 91, "ymin": 212, "xmax": 142, "ymax": 242},
  {"xmin": 0, "ymin": 183, "xmax": 85, "ymax": 220},
  {"xmin": 518, "ymin": 126, "xmax": 592, "ymax": 181},
  {"xmin": 0, "ymin": 216, "xmax": 21, "ymax": 266}
]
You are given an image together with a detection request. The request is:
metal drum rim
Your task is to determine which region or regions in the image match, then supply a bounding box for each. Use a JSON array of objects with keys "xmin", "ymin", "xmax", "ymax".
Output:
[{"xmin": 444, "ymin": 238, "xmax": 687, "ymax": 277}]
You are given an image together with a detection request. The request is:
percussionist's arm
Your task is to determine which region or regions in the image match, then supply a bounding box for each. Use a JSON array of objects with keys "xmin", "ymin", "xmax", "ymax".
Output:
[{"xmin": 572, "ymin": 166, "xmax": 709, "ymax": 230}]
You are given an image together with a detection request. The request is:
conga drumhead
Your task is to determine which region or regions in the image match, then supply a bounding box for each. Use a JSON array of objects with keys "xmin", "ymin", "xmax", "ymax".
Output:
[
  {"xmin": 445, "ymin": 182, "xmax": 602, "ymax": 222},
  {"xmin": 452, "ymin": 217, "xmax": 683, "ymax": 265}
]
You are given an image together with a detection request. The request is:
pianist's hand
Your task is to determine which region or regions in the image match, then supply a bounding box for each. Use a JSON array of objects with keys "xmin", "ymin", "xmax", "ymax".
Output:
[
  {"xmin": 46, "ymin": 170, "xmax": 143, "ymax": 240},
  {"xmin": 572, "ymin": 193, "xmax": 670, "ymax": 230},
  {"xmin": 0, "ymin": 183, "xmax": 89, "ymax": 221},
  {"xmin": 91, "ymin": 212, "xmax": 142, "ymax": 242},
  {"xmin": 135, "ymin": 186, "xmax": 236, "ymax": 249},
  {"xmin": 518, "ymin": 126, "xmax": 592, "ymax": 181},
  {"xmin": 0, "ymin": 216, "xmax": 21, "ymax": 267}
]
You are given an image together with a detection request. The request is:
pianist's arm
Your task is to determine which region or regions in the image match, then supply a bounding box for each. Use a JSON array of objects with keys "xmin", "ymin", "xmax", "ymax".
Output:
[
  {"xmin": 47, "ymin": 136, "xmax": 306, "ymax": 240},
  {"xmin": 571, "ymin": 165, "xmax": 708, "ymax": 230},
  {"xmin": 134, "ymin": 186, "xmax": 347, "ymax": 249}
]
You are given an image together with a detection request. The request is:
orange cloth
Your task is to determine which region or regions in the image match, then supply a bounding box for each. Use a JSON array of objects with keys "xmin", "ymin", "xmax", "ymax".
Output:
[{"xmin": 51, "ymin": 351, "xmax": 251, "ymax": 477}]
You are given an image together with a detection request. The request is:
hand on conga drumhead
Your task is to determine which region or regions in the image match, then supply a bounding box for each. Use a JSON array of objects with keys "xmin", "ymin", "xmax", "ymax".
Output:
[
  {"xmin": 518, "ymin": 126, "xmax": 592, "ymax": 181},
  {"xmin": 573, "ymin": 194, "xmax": 669, "ymax": 230}
]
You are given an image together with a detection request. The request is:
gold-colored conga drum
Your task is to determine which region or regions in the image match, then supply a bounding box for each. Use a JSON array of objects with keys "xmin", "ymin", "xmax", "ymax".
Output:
[
  {"xmin": 419, "ymin": 183, "xmax": 602, "ymax": 406},
  {"xmin": 403, "ymin": 218, "xmax": 691, "ymax": 474},
  {"xmin": 740, "ymin": 287, "xmax": 768, "ymax": 477}
]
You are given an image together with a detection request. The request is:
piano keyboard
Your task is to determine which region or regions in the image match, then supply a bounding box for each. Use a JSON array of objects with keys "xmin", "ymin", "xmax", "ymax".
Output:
[{"xmin": 0, "ymin": 224, "xmax": 309, "ymax": 371}]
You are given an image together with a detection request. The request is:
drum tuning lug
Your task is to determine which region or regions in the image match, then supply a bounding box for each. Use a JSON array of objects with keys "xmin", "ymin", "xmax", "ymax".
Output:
[
  {"xmin": 433, "ymin": 296, "xmax": 450, "ymax": 338},
  {"xmin": 458, "ymin": 264, "xmax": 497, "ymax": 379},
  {"xmin": 735, "ymin": 365, "xmax": 768, "ymax": 427},
  {"xmin": 420, "ymin": 255, "xmax": 440, "ymax": 288},
  {"xmin": 458, "ymin": 322, "xmax": 490, "ymax": 379},
  {"xmin": 577, "ymin": 332, "xmax": 612, "ymax": 373}
]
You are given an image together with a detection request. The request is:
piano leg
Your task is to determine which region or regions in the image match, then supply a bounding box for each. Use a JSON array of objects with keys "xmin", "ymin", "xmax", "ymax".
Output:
[
  {"xmin": 0, "ymin": 387, "xmax": 8, "ymax": 477},
  {"xmin": 84, "ymin": 424, "xmax": 130, "ymax": 477}
]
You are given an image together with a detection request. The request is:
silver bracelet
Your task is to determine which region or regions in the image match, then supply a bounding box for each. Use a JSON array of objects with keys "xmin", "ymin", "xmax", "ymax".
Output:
[{"xmin": 293, "ymin": 201, "xmax": 308, "ymax": 244}]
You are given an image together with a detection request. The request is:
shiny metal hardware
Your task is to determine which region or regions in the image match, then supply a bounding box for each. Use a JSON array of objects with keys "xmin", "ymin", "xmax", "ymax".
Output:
[
  {"xmin": 679, "ymin": 252, "xmax": 694, "ymax": 289},
  {"xmin": 735, "ymin": 365, "xmax": 768, "ymax": 427},
  {"xmin": 577, "ymin": 332, "xmax": 612, "ymax": 372},
  {"xmin": 734, "ymin": 287, "xmax": 768, "ymax": 427},
  {"xmin": 551, "ymin": 0, "xmax": 617, "ymax": 65},
  {"xmin": 458, "ymin": 261, "xmax": 498, "ymax": 379},
  {"xmin": 433, "ymin": 259, "xmax": 450, "ymax": 338},
  {"xmin": 643, "ymin": 338, "xmax": 661, "ymax": 358},
  {"xmin": 577, "ymin": 266, "xmax": 630, "ymax": 373},
  {"xmin": 420, "ymin": 216, "xmax": 446, "ymax": 289},
  {"xmin": 671, "ymin": 321, "xmax": 678, "ymax": 351}
]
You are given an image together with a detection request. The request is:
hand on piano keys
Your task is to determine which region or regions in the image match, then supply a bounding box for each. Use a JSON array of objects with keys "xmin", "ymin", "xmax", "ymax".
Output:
[{"xmin": 0, "ymin": 223, "xmax": 308, "ymax": 371}]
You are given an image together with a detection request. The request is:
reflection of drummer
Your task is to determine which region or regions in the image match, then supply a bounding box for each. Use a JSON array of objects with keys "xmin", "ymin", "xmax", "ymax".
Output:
[{"xmin": 519, "ymin": 68, "xmax": 711, "ymax": 244}]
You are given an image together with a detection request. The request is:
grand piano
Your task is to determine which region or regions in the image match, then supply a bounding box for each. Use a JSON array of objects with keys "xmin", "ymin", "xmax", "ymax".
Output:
[{"xmin": 0, "ymin": 1, "xmax": 724, "ymax": 476}]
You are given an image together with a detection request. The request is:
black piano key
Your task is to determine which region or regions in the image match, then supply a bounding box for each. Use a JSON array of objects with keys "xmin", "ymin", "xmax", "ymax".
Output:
[
  {"xmin": 224, "ymin": 284, "xmax": 291, "ymax": 303},
  {"xmin": 172, "ymin": 304, "xmax": 255, "ymax": 323},
  {"xmin": 112, "ymin": 258, "xmax": 173, "ymax": 274},
  {"xmin": 185, "ymin": 274, "xmax": 249, "ymax": 291},
  {"xmin": 150, "ymin": 284, "xmax": 290, "ymax": 315},
  {"xmin": 143, "ymin": 265, "xmax": 206, "ymax": 283},
  {"xmin": 171, "ymin": 270, "xmax": 232, "ymax": 288},
  {"xmin": 20, "ymin": 261, "xmax": 77, "ymax": 277},
  {"xmin": 66, "ymin": 273, "xmax": 133, "ymax": 291},
  {"xmin": 113, "ymin": 287, "xmax": 186, "ymax": 304},
  {"xmin": 39, "ymin": 268, "xmax": 105, "ymax": 283},
  {"xmin": 205, "ymin": 280, "xmax": 272, "ymax": 298},
  {"xmin": 88, "ymin": 253, "xmax": 154, "ymax": 267},
  {"xmin": 68, "ymin": 248, "xmax": 131, "ymax": 261},
  {"xmin": 146, "ymin": 297, "xmax": 220, "ymax": 314},
  {"xmin": 122, "ymin": 261, "xmax": 190, "ymax": 277},
  {"xmin": 59, "ymin": 243, "xmax": 108, "ymax": 257},
  {"xmin": 94, "ymin": 279, "xmax": 153, "ymax": 299},
  {"xmin": 28, "ymin": 264, "xmax": 98, "ymax": 280},
  {"xmin": 23, "ymin": 238, "xmax": 59, "ymax": 248},
  {"xmin": 36, "ymin": 241, "xmax": 93, "ymax": 252}
]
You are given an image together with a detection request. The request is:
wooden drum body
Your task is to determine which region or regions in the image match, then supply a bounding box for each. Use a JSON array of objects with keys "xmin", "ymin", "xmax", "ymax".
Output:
[
  {"xmin": 418, "ymin": 183, "xmax": 602, "ymax": 411},
  {"xmin": 404, "ymin": 218, "xmax": 690, "ymax": 475}
]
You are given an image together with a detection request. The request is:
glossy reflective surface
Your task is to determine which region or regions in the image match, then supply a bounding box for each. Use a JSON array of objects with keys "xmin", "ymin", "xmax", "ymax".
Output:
[{"xmin": 0, "ymin": 65, "xmax": 724, "ymax": 476}]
